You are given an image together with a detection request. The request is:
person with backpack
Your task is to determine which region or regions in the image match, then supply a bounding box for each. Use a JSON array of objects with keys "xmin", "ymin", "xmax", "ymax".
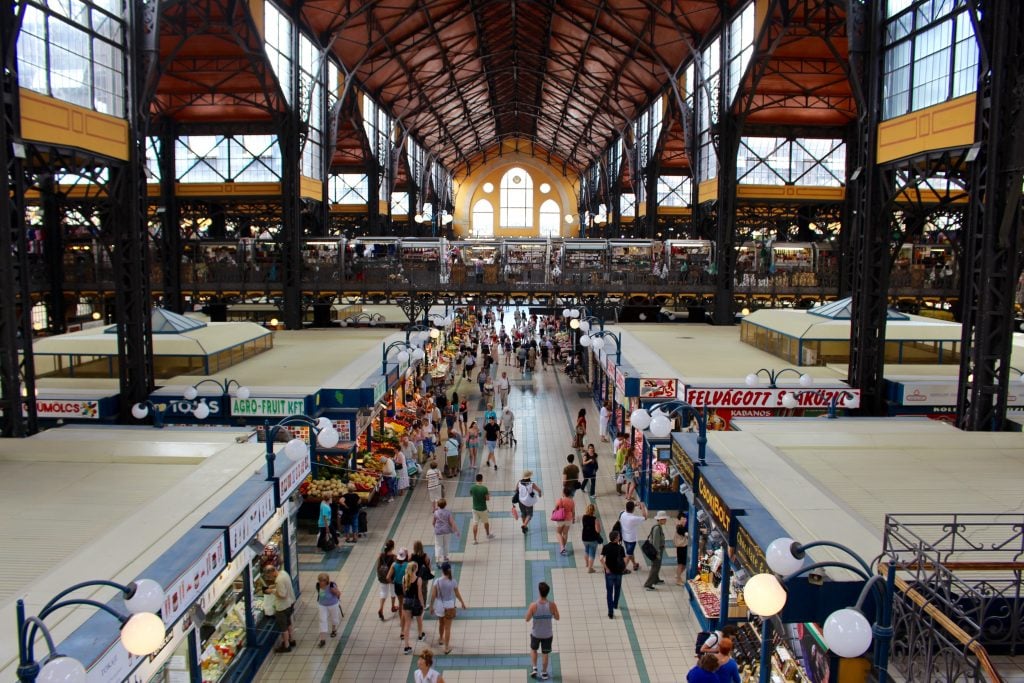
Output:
[
  {"xmin": 433, "ymin": 499, "xmax": 459, "ymax": 563},
  {"xmin": 376, "ymin": 540, "xmax": 398, "ymax": 621},
  {"xmin": 514, "ymin": 470, "xmax": 543, "ymax": 534},
  {"xmin": 643, "ymin": 511, "xmax": 668, "ymax": 590},
  {"xmin": 600, "ymin": 530, "xmax": 628, "ymax": 619}
]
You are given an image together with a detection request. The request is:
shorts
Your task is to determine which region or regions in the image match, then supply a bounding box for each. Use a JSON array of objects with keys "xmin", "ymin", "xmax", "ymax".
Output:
[
  {"xmin": 486, "ymin": 440, "xmax": 497, "ymax": 453},
  {"xmin": 530, "ymin": 635, "xmax": 553, "ymax": 653},
  {"xmin": 473, "ymin": 509, "xmax": 490, "ymax": 525},
  {"xmin": 378, "ymin": 582, "xmax": 395, "ymax": 599},
  {"xmin": 342, "ymin": 519, "xmax": 357, "ymax": 535},
  {"xmin": 273, "ymin": 604, "xmax": 294, "ymax": 631},
  {"xmin": 518, "ymin": 503, "xmax": 535, "ymax": 519},
  {"xmin": 676, "ymin": 548, "xmax": 688, "ymax": 566},
  {"xmin": 624, "ymin": 540, "xmax": 637, "ymax": 557},
  {"xmin": 584, "ymin": 541, "xmax": 599, "ymax": 559}
]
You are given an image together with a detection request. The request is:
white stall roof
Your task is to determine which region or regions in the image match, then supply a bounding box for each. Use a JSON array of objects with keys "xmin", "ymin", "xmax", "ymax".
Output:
[{"xmin": 33, "ymin": 321, "xmax": 270, "ymax": 357}]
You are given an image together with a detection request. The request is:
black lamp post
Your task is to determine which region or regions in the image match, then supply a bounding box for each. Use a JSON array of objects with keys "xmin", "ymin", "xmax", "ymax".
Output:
[{"xmin": 264, "ymin": 414, "xmax": 339, "ymax": 479}]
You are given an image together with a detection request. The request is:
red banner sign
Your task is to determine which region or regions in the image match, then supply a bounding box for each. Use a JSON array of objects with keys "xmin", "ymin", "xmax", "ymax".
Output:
[{"xmin": 684, "ymin": 386, "xmax": 860, "ymax": 409}]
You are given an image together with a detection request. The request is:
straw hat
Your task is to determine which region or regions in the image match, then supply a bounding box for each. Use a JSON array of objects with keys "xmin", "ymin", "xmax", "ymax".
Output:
[{"xmin": 521, "ymin": 470, "xmax": 533, "ymax": 479}]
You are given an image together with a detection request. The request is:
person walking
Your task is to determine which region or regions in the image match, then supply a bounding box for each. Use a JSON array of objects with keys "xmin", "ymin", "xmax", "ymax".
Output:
[
  {"xmin": 410, "ymin": 540, "xmax": 434, "ymax": 606},
  {"xmin": 314, "ymin": 572, "xmax": 342, "ymax": 647},
  {"xmin": 496, "ymin": 371, "xmax": 511, "ymax": 408},
  {"xmin": 598, "ymin": 401, "xmax": 611, "ymax": 442},
  {"xmin": 674, "ymin": 512, "xmax": 690, "ymax": 586},
  {"xmin": 382, "ymin": 452, "xmax": 397, "ymax": 503},
  {"xmin": 514, "ymin": 470, "xmax": 542, "ymax": 534},
  {"xmin": 644, "ymin": 511, "xmax": 669, "ymax": 590},
  {"xmin": 465, "ymin": 420, "xmax": 480, "ymax": 468},
  {"xmin": 317, "ymin": 494, "xmax": 335, "ymax": 551},
  {"xmin": 469, "ymin": 473, "xmax": 495, "ymax": 542},
  {"xmin": 600, "ymin": 531, "xmax": 628, "ymax": 619},
  {"xmin": 263, "ymin": 564, "xmax": 297, "ymax": 652},
  {"xmin": 339, "ymin": 483, "xmax": 361, "ymax": 543},
  {"xmin": 432, "ymin": 499, "xmax": 459, "ymax": 563},
  {"xmin": 415, "ymin": 649, "xmax": 446, "ymax": 683},
  {"xmin": 500, "ymin": 406, "xmax": 515, "ymax": 445},
  {"xmin": 399, "ymin": 560, "xmax": 425, "ymax": 654},
  {"xmin": 483, "ymin": 415, "xmax": 500, "ymax": 470},
  {"xmin": 396, "ymin": 448, "xmax": 410, "ymax": 496},
  {"xmin": 572, "ymin": 408, "xmax": 587, "ymax": 453},
  {"xmin": 525, "ymin": 582, "xmax": 560, "ymax": 680},
  {"xmin": 425, "ymin": 460, "xmax": 444, "ymax": 510},
  {"xmin": 581, "ymin": 443, "xmax": 599, "ymax": 497},
  {"xmin": 562, "ymin": 453, "xmax": 581, "ymax": 494},
  {"xmin": 687, "ymin": 654, "xmax": 721, "ymax": 683},
  {"xmin": 714, "ymin": 638, "xmax": 742, "ymax": 683},
  {"xmin": 376, "ymin": 540, "xmax": 399, "ymax": 620},
  {"xmin": 580, "ymin": 502, "xmax": 603, "ymax": 573},
  {"xmin": 428, "ymin": 562, "xmax": 467, "ymax": 654},
  {"xmin": 619, "ymin": 500, "xmax": 648, "ymax": 572},
  {"xmin": 551, "ymin": 486, "xmax": 576, "ymax": 555}
]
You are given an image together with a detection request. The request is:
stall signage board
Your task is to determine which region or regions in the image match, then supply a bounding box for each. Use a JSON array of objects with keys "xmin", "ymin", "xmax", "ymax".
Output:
[
  {"xmin": 36, "ymin": 399, "xmax": 100, "ymax": 419},
  {"xmin": 639, "ymin": 378, "xmax": 677, "ymax": 399},
  {"xmin": 231, "ymin": 397, "xmax": 305, "ymax": 417},
  {"xmin": 671, "ymin": 439, "xmax": 695, "ymax": 486},
  {"xmin": 227, "ymin": 487, "xmax": 276, "ymax": 556},
  {"xmin": 605, "ymin": 355, "xmax": 616, "ymax": 377},
  {"xmin": 685, "ymin": 386, "xmax": 860, "ymax": 409},
  {"xmin": 735, "ymin": 523, "xmax": 771, "ymax": 576},
  {"xmin": 897, "ymin": 380, "xmax": 1024, "ymax": 406},
  {"xmin": 116, "ymin": 612, "xmax": 192, "ymax": 683},
  {"xmin": 277, "ymin": 454, "xmax": 311, "ymax": 503},
  {"xmin": 696, "ymin": 474, "xmax": 731, "ymax": 531},
  {"xmin": 86, "ymin": 642, "xmax": 140, "ymax": 683},
  {"xmin": 162, "ymin": 535, "xmax": 227, "ymax": 627},
  {"xmin": 373, "ymin": 377, "xmax": 387, "ymax": 404},
  {"xmin": 160, "ymin": 398, "xmax": 221, "ymax": 417},
  {"xmin": 615, "ymin": 368, "xmax": 627, "ymax": 395}
]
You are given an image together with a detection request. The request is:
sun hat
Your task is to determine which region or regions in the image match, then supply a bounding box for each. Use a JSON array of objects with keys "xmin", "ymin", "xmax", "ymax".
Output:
[
  {"xmin": 521, "ymin": 470, "xmax": 533, "ymax": 479},
  {"xmin": 397, "ymin": 548, "xmax": 408, "ymax": 561},
  {"xmin": 655, "ymin": 510, "xmax": 669, "ymax": 521}
]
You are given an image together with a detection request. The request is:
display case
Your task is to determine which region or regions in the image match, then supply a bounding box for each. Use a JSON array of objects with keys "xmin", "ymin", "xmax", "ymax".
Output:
[
  {"xmin": 400, "ymin": 238, "xmax": 447, "ymax": 286},
  {"xmin": 247, "ymin": 529, "xmax": 283, "ymax": 625},
  {"xmin": 198, "ymin": 584, "xmax": 248, "ymax": 683},
  {"xmin": 146, "ymin": 641, "xmax": 192, "ymax": 683},
  {"xmin": 665, "ymin": 239, "xmax": 714, "ymax": 284},
  {"xmin": 502, "ymin": 238, "xmax": 549, "ymax": 284},
  {"xmin": 641, "ymin": 441, "xmax": 682, "ymax": 511},
  {"xmin": 608, "ymin": 240, "xmax": 655, "ymax": 284},
  {"xmin": 344, "ymin": 237, "xmax": 400, "ymax": 284},
  {"xmin": 452, "ymin": 240, "xmax": 499, "ymax": 284},
  {"xmin": 770, "ymin": 242, "xmax": 813, "ymax": 269},
  {"xmin": 301, "ymin": 239, "xmax": 343, "ymax": 283},
  {"xmin": 561, "ymin": 239, "xmax": 608, "ymax": 286}
]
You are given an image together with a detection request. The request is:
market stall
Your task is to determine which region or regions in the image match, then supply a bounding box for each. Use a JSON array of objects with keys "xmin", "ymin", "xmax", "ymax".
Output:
[
  {"xmin": 344, "ymin": 237, "xmax": 400, "ymax": 285},
  {"xmin": 400, "ymin": 238, "xmax": 448, "ymax": 287},
  {"xmin": 665, "ymin": 239, "xmax": 714, "ymax": 284},
  {"xmin": 608, "ymin": 239, "xmax": 656, "ymax": 285},
  {"xmin": 451, "ymin": 240, "xmax": 500, "ymax": 284},
  {"xmin": 502, "ymin": 238, "xmax": 550, "ymax": 285},
  {"xmin": 560, "ymin": 239, "xmax": 608, "ymax": 286}
]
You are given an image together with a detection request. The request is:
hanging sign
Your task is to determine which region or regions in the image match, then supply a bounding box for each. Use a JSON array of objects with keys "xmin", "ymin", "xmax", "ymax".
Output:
[
  {"xmin": 373, "ymin": 377, "xmax": 388, "ymax": 404},
  {"xmin": 684, "ymin": 386, "xmax": 860, "ymax": 409},
  {"xmin": 276, "ymin": 453, "xmax": 311, "ymax": 504},
  {"xmin": 671, "ymin": 438, "xmax": 695, "ymax": 486},
  {"xmin": 162, "ymin": 535, "xmax": 227, "ymax": 626},
  {"xmin": 639, "ymin": 378, "xmax": 677, "ymax": 399},
  {"xmin": 231, "ymin": 397, "xmax": 305, "ymax": 417},
  {"xmin": 735, "ymin": 522, "xmax": 771, "ymax": 576},
  {"xmin": 696, "ymin": 474, "xmax": 731, "ymax": 531},
  {"xmin": 227, "ymin": 487, "xmax": 276, "ymax": 557},
  {"xmin": 36, "ymin": 399, "xmax": 100, "ymax": 419}
]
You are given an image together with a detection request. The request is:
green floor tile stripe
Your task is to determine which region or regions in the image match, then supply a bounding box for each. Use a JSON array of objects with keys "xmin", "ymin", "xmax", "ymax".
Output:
[
  {"xmin": 406, "ymin": 653, "xmax": 561, "ymax": 680},
  {"xmin": 551, "ymin": 369, "xmax": 651, "ymax": 683},
  {"xmin": 320, "ymin": 489, "xmax": 416, "ymax": 683},
  {"xmin": 297, "ymin": 542, "xmax": 354, "ymax": 572}
]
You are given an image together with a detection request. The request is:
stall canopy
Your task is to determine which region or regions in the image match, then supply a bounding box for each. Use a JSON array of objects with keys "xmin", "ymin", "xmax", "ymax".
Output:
[{"xmin": 33, "ymin": 310, "xmax": 273, "ymax": 378}]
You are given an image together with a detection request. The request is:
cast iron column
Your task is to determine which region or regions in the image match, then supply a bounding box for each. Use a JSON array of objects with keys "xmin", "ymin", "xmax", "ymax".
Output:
[
  {"xmin": 41, "ymin": 175, "xmax": 66, "ymax": 334},
  {"xmin": 956, "ymin": 0, "xmax": 1024, "ymax": 430},
  {"xmin": 159, "ymin": 119, "xmax": 183, "ymax": 313}
]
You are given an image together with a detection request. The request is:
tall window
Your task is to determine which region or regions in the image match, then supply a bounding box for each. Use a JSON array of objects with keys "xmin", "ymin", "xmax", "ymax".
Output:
[
  {"xmin": 697, "ymin": 38, "xmax": 721, "ymax": 182},
  {"xmin": 727, "ymin": 2, "xmax": 756, "ymax": 104},
  {"xmin": 264, "ymin": 1, "xmax": 292, "ymax": 104},
  {"xmin": 472, "ymin": 199, "xmax": 494, "ymax": 237},
  {"xmin": 539, "ymin": 200, "xmax": 561, "ymax": 237},
  {"xmin": 18, "ymin": 0, "xmax": 126, "ymax": 116},
  {"xmin": 736, "ymin": 137, "xmax": 845, "ymax": 186},
  {"xmin": 657, "ymin": 176, "xmax": 692, "ymax": 207},
  {"xmin": 329, "ymin": 173, "xmax": 368, "ymax": 204},
  {"xmin": 500, "ymin": 167, "xmax": 533, "ymax": 227}
]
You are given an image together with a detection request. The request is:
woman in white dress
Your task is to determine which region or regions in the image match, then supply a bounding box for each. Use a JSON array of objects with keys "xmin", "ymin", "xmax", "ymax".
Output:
[
  {"xmin": 396, "ymin": 449, "xmax": 410, "ymax": 496},
  {"xmin": 414, "ymin": 649, "xmax": 444, "ymax": 682},
  {"xmin": 598, "ymin": 401, "xmax": 611, "ymax": 443}
]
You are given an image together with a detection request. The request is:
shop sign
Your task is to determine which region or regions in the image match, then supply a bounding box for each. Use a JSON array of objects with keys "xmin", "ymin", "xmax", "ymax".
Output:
[
  {"xmin": 120, "ymin": 612, "xmax": 192, "ymax": 683},
  {"xmin": 198, "ymin": 546, "xmax": 255, "ymax": 615},
  {"xmin": 615, "ymin": 368, "xmax": 627, "ymax": 395},
  {"xmin": 898, "ymin": 381, "xmax": 1024, "ymax": 406},
  {"xmin": 335, "ymin": 418, "xmax": 352, "ymax": 442},
  {"xmin": 685, "ymin": 386, "xmax": 860, "ymax": 409},
  {"xmin": 605, "ymin": 355, "xmax": 616, "ymax": 376},
  {"xmin": 696, "ymin": 475, "xmax": 731, "ymax": 531},
  {"xmin": 373, "ymin": 377, "xmax": 387, "ymax": 404},
  {"xmin": 227, "ymin": 487, "xmax": 276, "ymax": 557},
  {"xmin": 36, "ymin": 399, "xmax": 100, "ymax": 419},
  {"xmin": 671, "ymin": 439, "xmax": 695, "ymax": 485},
  {"xmin": 86, "ymin": 641, "xmax": 140, "ymax": 683},
  {"xmin": 257, "ymin": 508, "xmax": 286, "ymax": 545},
  {"xmin": 161, "ymin": 398, "xmax": 221, "ymax": 417},
  {"xmin": 735, "ymin": 523, "xmax": 770, "ymax": 576},
  {"xmin": 639, "ymin": 378, "xmax": 677, "ymax": 399},
  {"xmin": 276, "ymin": 454, "xmax": 311, "ymax": 503},
  {"xmin": 231, "ymin": 397, "xmax": 305, "ymax": 417},
  {"xmin": 162, "ymin": 535, "xmax": 226, "ymax": 626}
]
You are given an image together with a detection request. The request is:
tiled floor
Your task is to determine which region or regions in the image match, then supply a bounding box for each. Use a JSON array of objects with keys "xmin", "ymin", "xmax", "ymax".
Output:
[{"xmin": 255, "ymin": 312, "xmax": 702, "ymax": 682}]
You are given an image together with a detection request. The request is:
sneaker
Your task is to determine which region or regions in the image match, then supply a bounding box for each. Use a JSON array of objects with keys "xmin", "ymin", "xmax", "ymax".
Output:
[
  {"xmin": 487, "ymin": 534, "xmax": 496, "ymax": 539},
  {"xmin": 419, "ymin": 632, "xmax": 426, "ymax": 641},
  {"xmin": 404, "ymin": 646, "xmax": 413, "ymax": 655},
  {"xmin": 318, "ymin": 640, "xmax": 325, "ymax": 648},
  {"xmin": 608, "ymin": 611, "xmax": 614, "ymax": 619},
  {"xmin": 588, "ymin": 567, "xmax": 596, "ymax": 574},
  {"xmin": 541, "ymin": 673, "xmax": 549, "ymax": 680},
  {"xmin": 521, "ymin": 526, "xmax": 528, "ymax": 534},
  {"xmin": 645, "ymin": 586, "xmax": 656, "ymax": 591},
  {"xmin": 378, "ymin": 609, "xmax": 384, "ymax": 621},
  {"xmin": 531, "ymin": 667, "xmax": 539, "ymax": 679},
  {"xmin": 274, "ymin": 646, "xmax": 291, "ymax": 654},
  {"xmin": 473, "ymin": 540, "xmax": 478, "ymax": 545},
  {"xmin": 331, "ymin": 629, "xmax": 337, "ymax": 637},
  {"xmin": 559, "ymin": 548, "xmax": 567, "ymax": 555}
]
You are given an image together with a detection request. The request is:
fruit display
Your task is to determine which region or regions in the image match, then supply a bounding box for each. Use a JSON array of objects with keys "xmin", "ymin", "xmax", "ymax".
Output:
[
  {"xmin": 299, "ymin": 476, "xmax": 348, "ymax": 500},
  {"xmin": 688, "ymin": 578, "xmax": 721, "ymax": 618}
]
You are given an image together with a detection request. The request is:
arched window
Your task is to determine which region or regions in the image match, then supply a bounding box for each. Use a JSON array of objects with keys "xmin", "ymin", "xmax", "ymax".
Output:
[
  {"xmin": 472, "ymin": 198, "xmax": 494, "ymax": 237},
  {"xmin": 500, "ymin": 167, "xmax": 533, "ymax": 227},
  {"xmin": 538, "ymin": 199, "xmax": 561, "ymax": 237}
]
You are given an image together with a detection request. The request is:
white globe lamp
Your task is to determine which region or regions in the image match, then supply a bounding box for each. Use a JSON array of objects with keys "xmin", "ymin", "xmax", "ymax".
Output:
[
  {"xmin": 579, "ymin": 335, "xmax": 591, "ymax": 347},
  {"xmin": 781, "ymin": 392, "xmax": 799, "ymax": 410},
  {"xmin": 412, "ymin": 348, "xmax": 426, "ymax": 362},
  {"xmin": 183, "ymin": 386, "xmax": 198, "ymax": 400},
  {"xmin": 823, "ymin": 608, "xmax": 873, "ymax": 658},
  {"xmin": 429, "ymin": 328, "xmax": 440, "ymax": 339},
  {"xmin": 397, "ymin": 349, "xmax": 410, "ymax": 364},
  {"xmin": 843, "ymin": 393, "xmax": 860, "ymax": 409},
  {"xmin": 578, "ymin": 320, "xmax": 590, "ymax": 333},
  {"xmin": 630, "ymin": 409, "xmax": 652, "ymax": 431},
  {"xmin": 317, "ymin": 416, "xmax": 333, "ymax": 431},
  {"xmin": 745, "ymin": 373, "xmax": 759, "ymax": 387},
  {"xmin": 37, "ymin": 656, "xmax": 87, "ymax": 683},
  {"xmin": 317, "ymin": 427, "xmax": 340, "ymax": 449},
  {"xmin": 569, "ymin": 319, "xmax": 580, "ymax": 330},
  {"xmin": 120, "ymin": 612, "xmax": 166, "ymax": 656},
  {"xmin": 131, "ymin": 403, "xmax": 149, "ymax": 420},
  {"xmin": 743, "ymin": 573, "xmax": 787, "ymax": 618},
  {"xmin": 192, "ymin": 402, "xmax": 211, "ymax": 419},
  {"xmin": 562, "ymin": 308, "xmax": 571, "ymax": 318},
  {"xmin": 591, "ymin": 336, "xmax": 605, "ymax": 351},
  {"xmin": 799, "ymin": 373, "xmax": 814, "ymax": 387},
  {"xmin": 649, "ymin": 412, "xmax": 672, "ymax": 438},
  {"xmin": 285, "ymin": 438, "xmax": 307, "ymax": 460},
  {"xmin": 125, "ymin": 579, "xmax": 164, "ymax": 614},
  {"xmin": 235, "ymin": 386, "xmax": 251, "ymax": 400},
  {"xmin": 765, "ymin": 538, "xmax": 805, "ymax": 575}
]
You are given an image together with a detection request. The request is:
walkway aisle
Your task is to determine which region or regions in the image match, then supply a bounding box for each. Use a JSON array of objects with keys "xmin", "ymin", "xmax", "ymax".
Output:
[{"xmin": 256, "ymin": 318, "xmax": 701, "ymax": 682}]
